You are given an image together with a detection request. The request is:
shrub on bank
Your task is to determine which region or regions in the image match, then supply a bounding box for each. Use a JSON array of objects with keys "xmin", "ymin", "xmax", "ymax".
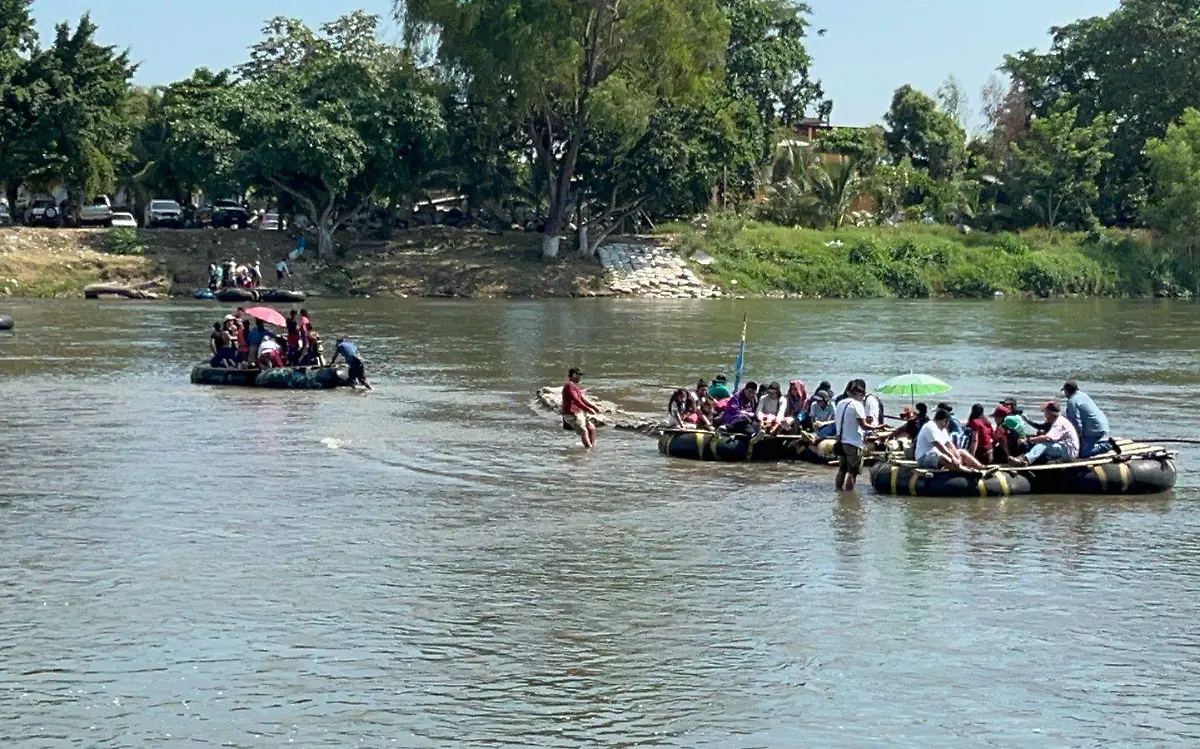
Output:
[{"xmin": 669, "ymin": 220, "xmax": 1148, "ymax": 298}]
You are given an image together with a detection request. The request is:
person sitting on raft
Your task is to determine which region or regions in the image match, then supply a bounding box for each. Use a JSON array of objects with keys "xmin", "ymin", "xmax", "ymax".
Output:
[
  {"xmin": 785, "ymin": 381, "xmax": 809, "ymax": 427},
  {"xmin": 966, "ymin": 403, "xmax": 996, "ymax": 465},
  {"xmin": 1062, "ymin": 380, "xmax": 1113, "ymax": 457},
  {"xmin": 210, "ymin": 323, "xmax": 237, "ymax": 368},
  {"xmin": 915, "ymin": 409, "xmax": 987, "ymax": 471},
  {"xmin": 991, "ymin": 405, "xmax": 1014, "ymax": 463},
  {"xmin": 331, "ymin": 337, "xmax": 372, "ymax": 390},
  {"xmin": 719, "ymin": 381, "xmax": 758, "ymax": 433},
  {"xmin": 808, "ymin": 389, "xmax": 837, "ymax": 439},
  {"xmin": 755, "ymin": 382, "xmax": 791, "ymax": 435},
  {"xmin": 937, "ymin": 402, "xmax": 968, "ymax": 448},
  {"xmin": 1011, "ymin": 401, "xmax": 1079, "ymax": 466},
  {"xmin": 708, "ymin": 375, "xmax": 732, "ymax": 401},
  {"xmin": 257, "ymin": 335, "xmax": 285, "ymax": 369},
  {"xmin": 247, "ymin": 319, "xmax": 268, "ymax": 363},
  {"xmin": 887, "ymin": 403, "xmax": 928, "ymax": 455},
  {"xmin": 286, "ymin": 310, "xmax": 302, "ymax": 365},
  {"xmin": 668, "ymin": 389, "xmax": 699, "ymax": 428}
]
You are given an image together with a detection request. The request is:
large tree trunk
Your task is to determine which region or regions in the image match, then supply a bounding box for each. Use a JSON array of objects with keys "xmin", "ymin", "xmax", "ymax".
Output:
[
  {"xmin": 542, "ymin": 234, "xmax": 561, "ymax": 260},
  {"xmin": 577, "ymin": 223, "xmax": 590, "ymax": 258},
  {"xmin": 5, "ymin": 183, "xmax": 18, "ymax": 221}
]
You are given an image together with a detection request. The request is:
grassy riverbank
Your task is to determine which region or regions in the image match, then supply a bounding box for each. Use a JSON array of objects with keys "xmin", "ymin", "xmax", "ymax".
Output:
[{"xmin": 669, "ymin": 219, "xmax": 1190, "ymax": 299}]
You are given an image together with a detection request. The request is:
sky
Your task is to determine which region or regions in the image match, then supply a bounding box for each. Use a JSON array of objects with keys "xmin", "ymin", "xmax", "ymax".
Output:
[{"xmin": 33, "ymin": 0, "xmax": 1120, "ymax": 128}]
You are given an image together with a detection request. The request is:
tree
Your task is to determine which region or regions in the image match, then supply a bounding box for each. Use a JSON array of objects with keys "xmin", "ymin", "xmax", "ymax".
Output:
[
  {"xmin": 1004, "ymin": 0, "xmax": 1200, "ymax": 224},
  {"xmin": 1145, "ymin": 108, "xmax": 1200, "ymax": 267},
  {"xmin": 1010, "ymin": 106, "xmax": 1112, "ymax": 234},
  {"xmin": 883, "ymin": 85, "xmax": 967, "ymax": 180},
  {"xmin": 0, "ymin": 0, "xmax": 40, "ymax": 208},
  {"xmin": 720, "ymin": 0, "xmax": 828, "ymax": 154},
  {"xmin": 935, "ymin": 74, "xmax": 970, "ymax": 130},
  {"xmin": 226, "ymin": 13, "xmax": 445, "ymax": 258},
  {"xmin": 38, "ymin": 14, "xmax": 138, "ymax": 198},
  {"xmin": 399, "ymin": 0, "xmax": 728, "ymax": 259}
]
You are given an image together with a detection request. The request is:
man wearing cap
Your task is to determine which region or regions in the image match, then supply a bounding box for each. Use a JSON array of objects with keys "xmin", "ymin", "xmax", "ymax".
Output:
[
  {"xmin": 937, "ymin": 402, "xmax": 968, "ymax": 448},
  {"xmin": 562, "ymin": 368, "xmax": 601, "ymax": 449},
  {"xmin": 1062, "ymin": 380, "xmax": 1112, "ymax": 457},
  {"xmin": 808, "ymin": 388, "xmax": 837, "ymax": 438},
  {"xmin": 1016, "ymin": 402, "xmax": 1079, "ymax": 465}
]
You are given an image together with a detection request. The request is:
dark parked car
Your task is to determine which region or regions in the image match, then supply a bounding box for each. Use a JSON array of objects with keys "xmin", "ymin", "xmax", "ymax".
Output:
[
  {"xmin": 211, "ymin": 200, "xmax": 250, "ymax": 229},
  {"xmin": 24, "ymin": 198, "xmax": 62, "ymax": 227}
]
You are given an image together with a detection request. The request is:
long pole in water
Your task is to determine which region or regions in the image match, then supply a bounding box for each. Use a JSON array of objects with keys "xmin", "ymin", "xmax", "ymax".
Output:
[{"xmin": 732, "ymin": 314, "xmax": 748, "ymax": 394}]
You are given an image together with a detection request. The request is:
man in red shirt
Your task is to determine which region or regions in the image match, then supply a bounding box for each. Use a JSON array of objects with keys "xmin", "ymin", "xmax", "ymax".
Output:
[{"xmin": 562, "ymin": 367, "xmax": 601, "ymax": 449}]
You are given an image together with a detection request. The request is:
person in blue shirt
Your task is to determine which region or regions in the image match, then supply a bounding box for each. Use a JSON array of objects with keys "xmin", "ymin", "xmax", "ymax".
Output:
[
  {"xmin": 937, "ymin": 402, "xmax": 969, "ymax": 448},
  {"xmin": 330, "ymin": 338, "xmax": 372, "ymax": 390},
  {"xmin": 1062, "ymin": 380, "xmax": 1111, "ymax": 457}
]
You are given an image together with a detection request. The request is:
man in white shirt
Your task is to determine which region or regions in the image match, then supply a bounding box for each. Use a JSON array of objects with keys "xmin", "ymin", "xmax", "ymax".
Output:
[
  {"xmin": 833, "ymin": 380, "xmax": 873, "ymax": 491},
  {"xmin": 864, "ymin": 390, "xmax": 885, "ymax": 427},
  {"xmin": 915, "ymin": 410, "xmax": 986, "ymax": 470},
  {"xmin": 1017, "ymin": 401, "xmax": 1079, "ymax": 465}
]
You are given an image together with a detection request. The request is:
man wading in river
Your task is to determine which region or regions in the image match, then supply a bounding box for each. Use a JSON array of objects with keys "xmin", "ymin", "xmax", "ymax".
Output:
[{"xmin": 562, "ymin": 368, "xmax": 601, "ymax": 449}]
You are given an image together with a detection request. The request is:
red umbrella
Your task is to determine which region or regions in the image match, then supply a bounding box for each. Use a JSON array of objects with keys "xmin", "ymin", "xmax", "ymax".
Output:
[{"xmin": 242, "ymin": 306, "xmax": 287, "ymax": 327}]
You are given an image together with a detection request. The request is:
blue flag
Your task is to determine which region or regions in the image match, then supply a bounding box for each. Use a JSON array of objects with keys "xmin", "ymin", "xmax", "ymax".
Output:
[{"xmin": 732, "ymin": 315, "xmax": 747, "ymax": 393}]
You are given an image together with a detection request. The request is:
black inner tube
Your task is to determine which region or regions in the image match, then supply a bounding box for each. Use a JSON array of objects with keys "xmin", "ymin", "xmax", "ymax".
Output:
[{"xmin": 0, "ymin": 315, "xmax": 13, "ymax": 331}]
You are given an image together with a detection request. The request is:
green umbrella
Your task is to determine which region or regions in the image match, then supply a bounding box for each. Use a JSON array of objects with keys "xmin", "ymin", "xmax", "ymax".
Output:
[{"xmin": 875, "ymin": 373, "xmax": 952, "ymax": 404}]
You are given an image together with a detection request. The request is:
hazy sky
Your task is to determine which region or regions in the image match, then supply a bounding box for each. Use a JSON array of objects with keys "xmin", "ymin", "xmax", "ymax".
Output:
[{"xmin": 33, "ymin": 0, "xmax": 1119, "ymax": 128}]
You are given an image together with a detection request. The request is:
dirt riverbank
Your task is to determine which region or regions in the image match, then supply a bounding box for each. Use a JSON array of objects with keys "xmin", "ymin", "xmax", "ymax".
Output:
[{"xmin": 0, "ymin": 226, "xmax": 611, "ymax": 299}]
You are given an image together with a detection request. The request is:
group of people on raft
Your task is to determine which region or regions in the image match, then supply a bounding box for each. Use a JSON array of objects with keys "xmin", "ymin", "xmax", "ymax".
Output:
[
  {"xmin": 206, "ymin": 257, "xmax": 290, "ymax": 292},
  {"xmin": 207, "ymin": 307, "xmax": 371, "ymax": 388},
  {"xmin": 664, "ymin": 375, "xmax": 1113, "ymax": 489}
]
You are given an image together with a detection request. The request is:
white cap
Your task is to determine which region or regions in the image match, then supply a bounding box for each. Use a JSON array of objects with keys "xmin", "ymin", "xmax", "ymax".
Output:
[{"xmin": 224, "ymin": 314, "xmax": 235, "ymax": 321}]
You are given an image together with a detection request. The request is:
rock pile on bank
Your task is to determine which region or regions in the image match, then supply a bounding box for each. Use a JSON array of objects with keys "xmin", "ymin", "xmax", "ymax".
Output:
[{"xmin": 598, "ymin": 243, "xmax": 721, "ymax": 299}]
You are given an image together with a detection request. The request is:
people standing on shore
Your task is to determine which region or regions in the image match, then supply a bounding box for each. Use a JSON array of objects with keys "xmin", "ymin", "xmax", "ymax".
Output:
[
  {"xmin": 276, "ymin": 259, "xmax": 290, "ymax": 283},
  {"xmin": 561, "ymin": 368, "xmax": 601, "ymax": 449}
]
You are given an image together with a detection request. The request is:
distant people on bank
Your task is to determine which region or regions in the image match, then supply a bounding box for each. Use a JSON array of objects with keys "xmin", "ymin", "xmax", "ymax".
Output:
[
  {"xmin": 834, "ymin": 380, "xmax": 873, "ymax": 491},
  {"xmin": 1062, "ymin": 380, "xmax": 1113, "ymax": 457},
  {"xmin": 277, "ymin": 259, "xmax": 290, "ymax": 282},
  {"xmin": 561, "ymin": 368, "xmax": 601, "ymax": 449},
  {"xmin": 915, "ymin": 409, "xmax": 987, "ymax": 471},
  {"xmin": 330, "ymin": 338, "xmax": 372, "ymax": 390}
]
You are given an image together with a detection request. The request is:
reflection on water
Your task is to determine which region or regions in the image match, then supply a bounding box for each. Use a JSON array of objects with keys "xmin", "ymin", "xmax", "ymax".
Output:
[{"xmin": 2, "ymin": 297, "xmax": 1200, "ymax": 746}]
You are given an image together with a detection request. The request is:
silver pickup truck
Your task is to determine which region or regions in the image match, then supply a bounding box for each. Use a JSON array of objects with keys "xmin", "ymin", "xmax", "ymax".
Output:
[{"xmin": 78, "ymin": 196, "xmax": 113, "ymax": 226}]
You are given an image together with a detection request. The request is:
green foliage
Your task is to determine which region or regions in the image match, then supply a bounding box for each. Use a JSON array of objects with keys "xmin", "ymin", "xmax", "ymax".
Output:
[
  {"xmin": 1009, "ymin": 105, "xmax": 1113, "ymax": 232},
  {"xmin": 673, "ymin": 221, "xmax": 1146, "ymax": 298},
  {"xmin": 1145, "ymin": 108, "xmax": 1200, "ymax": 258},
  {"xmin": 883, "ymin": 85, "xmax": 967, "ymax": 180},
  {"xmin": 104, "ymin": 228, "xmax": 144, "ymax": 256}
]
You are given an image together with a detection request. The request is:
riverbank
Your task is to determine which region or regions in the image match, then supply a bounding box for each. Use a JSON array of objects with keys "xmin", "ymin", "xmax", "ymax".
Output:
[
  {"xmin": 0, "ymin": 226, "xmax": 606, "ymax": 299},
  {"xmin": 670, "ymin": 219, "xmax": 1190, "ymax": 299},
  {"xmin": 1, "ymin": 222, "xmax": 1190, "ymax": 300}
]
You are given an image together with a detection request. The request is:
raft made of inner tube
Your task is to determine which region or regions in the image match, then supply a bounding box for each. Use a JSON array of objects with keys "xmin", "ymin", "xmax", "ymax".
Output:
[
  {"xmin": 0, "ymin": 315, "xmax": 12, "ymax": 331},
  {"xmin": 659, "ymin": 429, "xmax": 883, "ymax": 465},
  {"xmin": 190, "ymin": 364, "xmax": 349, "ymax": 389},
  {"xmin": 215, "ymin": 288, "xmax": 306, "ymax": 303},
  {"xmin": 871, "ymin": 462, "xmax": 1034, "ymax": 498},
  {"xmin": 871, "ymin": 445, "xmax": 1177, "ymax": 498},
  {"xmin": 194, "ymin": 289, "xmax": 216, "ymax": 300}
]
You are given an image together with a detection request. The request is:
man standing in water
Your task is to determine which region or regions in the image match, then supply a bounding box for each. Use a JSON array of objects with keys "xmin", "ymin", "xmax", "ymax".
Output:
[
  {"xmin": 330, "ymin": 338, "xmax": 372, "ymax": 390},
  {"xmin": 562, "ymin": 368, "xmax": 601, "ymax": 449},
  {"xmin": 833, "ymin": 380, "xmax": 873, "ymax": 492}
]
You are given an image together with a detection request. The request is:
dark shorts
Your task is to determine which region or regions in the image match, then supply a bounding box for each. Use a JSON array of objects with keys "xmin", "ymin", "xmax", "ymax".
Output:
[
  {"xmin": 838, "ymin": 444, "xmax": 864, "ymax": 474},
  {"xmin": 348, "ymin": 357, "xmax": 366, "ymax": 382}
]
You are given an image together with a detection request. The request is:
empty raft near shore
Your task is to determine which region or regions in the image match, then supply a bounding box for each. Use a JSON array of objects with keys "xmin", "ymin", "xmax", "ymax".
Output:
[
  {"xmin": 190, "ymin": 364, "xmax": 349, "ymax": 389},
  {"xmin": 870, "ymin": 442, "xmax": 1177, "ymax": 498}
]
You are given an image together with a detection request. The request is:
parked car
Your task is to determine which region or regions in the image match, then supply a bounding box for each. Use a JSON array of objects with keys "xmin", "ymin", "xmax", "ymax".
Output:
[
  {"xmin": 144, "ymin": 199, "xmax": 184, "ymax": 228},
  {"xmin": 78, "ymin": 196, "xmax": 114, "ymax": 226},
  {"xmin": 110, "ymin": 212, "xmax": 138, "ymax": 228},
  {"xmin": 0, "ymin": 203, "xmax": 11, "ymax": 226},
  {"xmin": 211, "ymin": 199, "xmax": 250, "ymax": 229},
  {"xmin": 24, "ymin": 198, "xmax": 62, "ymax": 227}
]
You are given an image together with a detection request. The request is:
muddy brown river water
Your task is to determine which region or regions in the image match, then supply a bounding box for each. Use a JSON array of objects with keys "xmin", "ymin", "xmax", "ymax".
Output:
[{"xmin": 1, "ymin": 297, "xmax": 1199, "ymax": 747}]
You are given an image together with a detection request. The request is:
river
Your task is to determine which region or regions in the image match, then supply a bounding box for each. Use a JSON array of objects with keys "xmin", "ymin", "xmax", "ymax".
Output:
[{"xmin": 2, "ymin": 297, "xmax": 1199, "ymax": 747}]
